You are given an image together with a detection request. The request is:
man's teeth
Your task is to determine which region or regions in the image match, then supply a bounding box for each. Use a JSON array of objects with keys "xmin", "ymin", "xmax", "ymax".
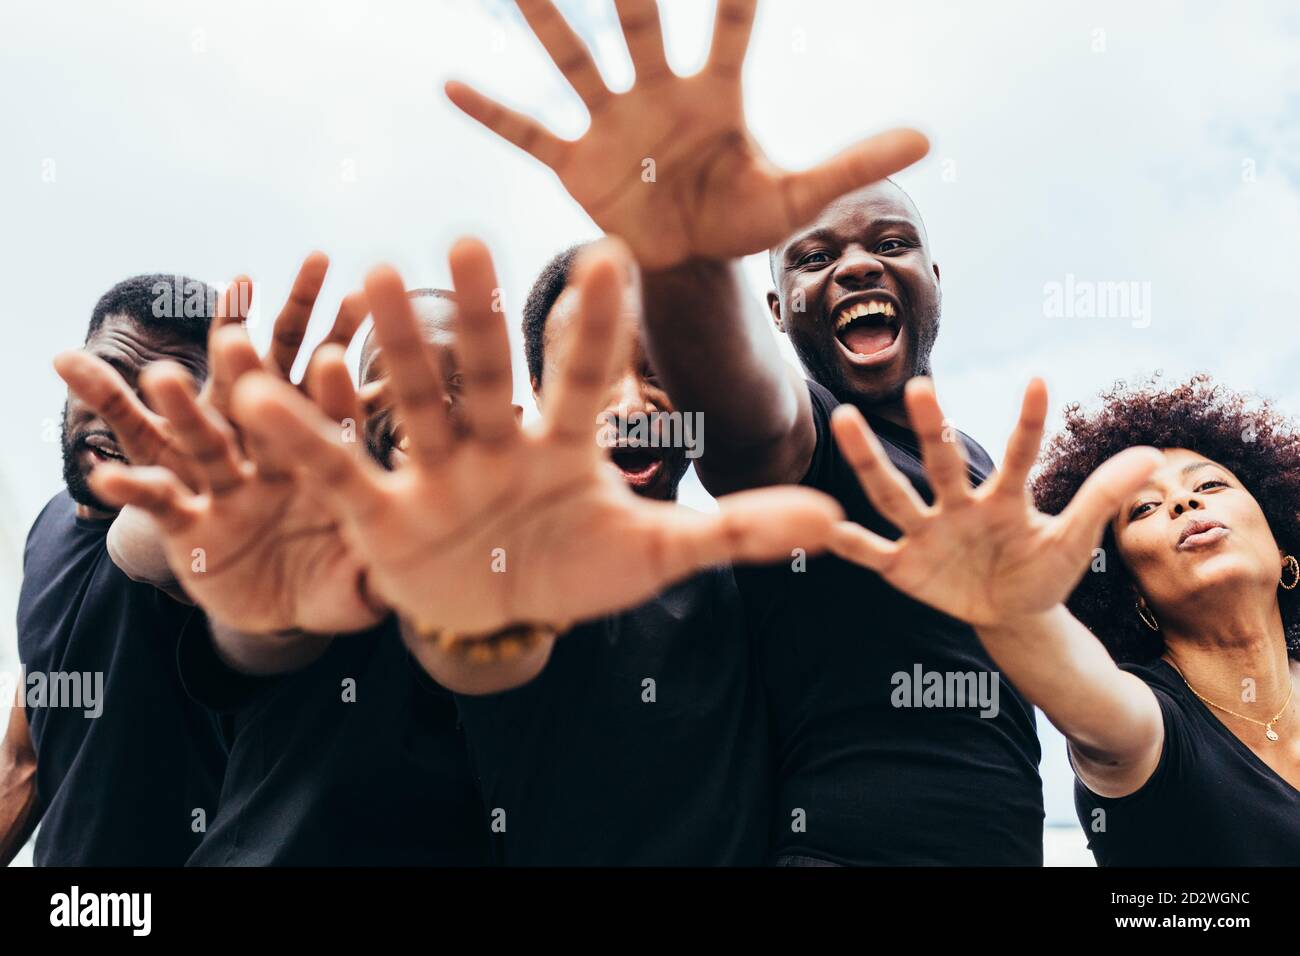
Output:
[{"xmin": 835, "ymin": 300, "xmax": 896, "ymax": 331}]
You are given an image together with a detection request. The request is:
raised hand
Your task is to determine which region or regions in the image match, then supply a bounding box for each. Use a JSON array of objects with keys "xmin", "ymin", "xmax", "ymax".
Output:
[
  {"xmin": 227, "ymin": 237, "xmax": 844, "ymax": 636},
  {"xmin": 55, "ymin": 254, "xmax": 382, "ymax": 635},
  {"xmin": 828, "ymin": 379, "xmax": 1163, "ymax": 627},
  {"xmin": 86, "ymin": 341, "xmax": 383, "ymax": 635},
  {"xmin": 54, "ymin": 252, "xmax": 366, "ymax": 492},
  {"xmin": 446, "ymin": 0, "xmax": 929, "ymax": 270}
]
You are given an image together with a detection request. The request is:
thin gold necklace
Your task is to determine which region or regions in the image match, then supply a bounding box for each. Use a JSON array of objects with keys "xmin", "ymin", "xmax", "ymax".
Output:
[{"xmin": 1165, "ymin": 657, "xmax": 1295, "ymax": 742}]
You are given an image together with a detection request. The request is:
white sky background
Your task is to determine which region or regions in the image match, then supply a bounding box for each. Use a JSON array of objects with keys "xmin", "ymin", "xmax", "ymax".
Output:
[{"xmin": 2, "ymin": 0, "xmax": 1300, "ymax": 836}]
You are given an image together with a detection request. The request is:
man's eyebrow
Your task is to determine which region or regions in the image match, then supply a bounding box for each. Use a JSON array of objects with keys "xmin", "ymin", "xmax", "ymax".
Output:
[
  {"xmin": 783, "ymin": 217, "xmax": 921, "ymax": 256},
  {"xmin": 89, "ymin": 351, "xmax": 135, "ymax": 377},
  {"xmin": 781, "ymin": 228, "xmax": 838, "ymax": 262},
  {"xmin": 866, "ymin": 215, "xmax": 920, "ymax": 231}
]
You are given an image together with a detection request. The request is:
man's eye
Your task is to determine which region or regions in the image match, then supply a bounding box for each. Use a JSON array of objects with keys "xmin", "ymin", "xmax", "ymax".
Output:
[
  {"xmin": 797, "ymin": 251, "xmax": 832, "ymax": 267},
  {"xmin": 876, "ymin": 238, "xmax": 910, "ymax": 253}
]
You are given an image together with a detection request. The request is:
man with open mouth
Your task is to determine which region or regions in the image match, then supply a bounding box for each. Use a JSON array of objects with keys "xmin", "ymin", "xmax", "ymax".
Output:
[
  {"xmin": 2, "ymin": 274, "xmax": 227, "ymax": 866},
  {"xmin": 443, "ymin": 243, "xmax": 771, "ymax": 865},
  {"xmin": 447, "ymin": 0, "xmax": 1043, "ymax": 865}
]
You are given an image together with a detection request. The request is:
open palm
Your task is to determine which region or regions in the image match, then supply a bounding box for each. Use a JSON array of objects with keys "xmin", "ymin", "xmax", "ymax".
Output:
[
  {"xmin": 828, "ymin": 378, "xmax": 1163, "ymax": 627},
  {"xmin": 230, "ymin": 238, "xmax": 843, "ymax": 636},
  {"xmin": 87, "ymin": 355, "xmax": 382, "ymax": 635},
  {"xmin": 446, "ymin": 0, "xmax": 930, "ymax": 270},
  {"xmin": 58, "ymin": 253, "xmax": 382, "ymax": 634}
]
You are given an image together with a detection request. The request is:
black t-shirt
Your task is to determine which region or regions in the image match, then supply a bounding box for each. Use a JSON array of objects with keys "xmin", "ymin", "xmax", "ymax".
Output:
[
  {"xmin": 735, "ymin": 380, "xmax": 1044, "ymax": 865},
  {"xmin": 1075, "ymin": 658, "xmax": 1300, "ymax": 865},
  {"xmin": 180, "ymin": 616, "xmax": 490, "ymax": 866},
  {"xmin": 16, "ymin": 491, "xmax": 227, "ymax": 866},
  {"xmin": 453, "ymin": 567, "xmax": 770, "ymax": 865}
]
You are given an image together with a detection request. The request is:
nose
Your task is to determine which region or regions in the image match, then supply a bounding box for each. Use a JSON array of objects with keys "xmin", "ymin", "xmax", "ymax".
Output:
[
  {"xmin": 833, "ymin": 247, "xmax": 886, "ymax": 290},
  {"xmin": 1170, "ymin": 495, "xmax": 1203, "ymax": 517},
  {"xmin": 606, "ymin": 369, "xmax": 659, "ymax": 420}
]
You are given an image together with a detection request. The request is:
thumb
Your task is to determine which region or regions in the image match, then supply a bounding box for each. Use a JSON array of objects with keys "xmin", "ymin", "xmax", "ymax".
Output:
[
  {"xmin": 652, "ymin": 486, "xmax": 844, "ymax": 579},
  {"xmin": 1057, "ymin": 446, "xmax": 1164, "ymax": 554},
  {"xmin": 781, "ymin": 128, "xmax": 930, "ymax": 231}
]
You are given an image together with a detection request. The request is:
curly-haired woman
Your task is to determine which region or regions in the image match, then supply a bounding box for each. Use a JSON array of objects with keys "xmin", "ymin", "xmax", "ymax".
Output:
[{"xmin": 826, "ymin": 374, "xmax": 1300, "ymax": 865}]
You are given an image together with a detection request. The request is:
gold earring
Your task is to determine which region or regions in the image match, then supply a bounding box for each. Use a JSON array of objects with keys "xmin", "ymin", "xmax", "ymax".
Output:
[
  {"xmin": 1136, "ymin": 599, "xmax": 1160, "ymax": 632},
  {"xmin": 1282, "ymin": 555, "xmax": 1300, "ymax": 591}
]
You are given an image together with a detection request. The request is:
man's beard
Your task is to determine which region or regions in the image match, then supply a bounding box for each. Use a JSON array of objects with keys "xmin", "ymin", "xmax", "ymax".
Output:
[
  {"xmin": 60, "ymin": 402, "xmax": 116, "ymax": 513},
  {"xmin": 794, "ymin": 317, "xmax": 938, "ymax": 410}
]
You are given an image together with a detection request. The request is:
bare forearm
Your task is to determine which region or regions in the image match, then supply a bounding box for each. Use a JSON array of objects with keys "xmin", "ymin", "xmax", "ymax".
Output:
[
  {"xmin": 975, "ymin": 605, "xmax": 1163, "ymax": 771},
  {"xmin": 641, "ymin": 259, "xmax": 815, "ymax": 494},
  {"xmin": 0, "ymin": 687, "xmax": 39, "ymax": 866}
]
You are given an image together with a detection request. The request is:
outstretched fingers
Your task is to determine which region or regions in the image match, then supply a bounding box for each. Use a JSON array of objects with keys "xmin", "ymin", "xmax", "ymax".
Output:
[
  {"xmin": 540, "ymin": 243, "xmax": 626, "ymax": 450},
  {"xmin": 212, "ymin": 276, "xmax": 253, "ymax": 333},
  {"xmin": 707, "ymin": 0, "xmax": 757, "ymax": 79},
  {"xmin": 319, "ymin": 289, "xmax": 369, "ymax": 352},
  {"xmin": 447, "ymin": 238, "xmax": 520, "ymax": 445},
  {"xmin": 267, "ymin": 251, "xmax": 330, "ymax": 378},
  {"xmin": 88, "ymin": 464, "xmax": 200, "ymax": 534},
  {"xmin": 1056, "ymin": 446, "xmax": 1165, "ymax": 556},
  {"xmin": 444, "ymin": 81, "xmax": 569, "ymax": 169},
  {"xmin": 638, "ymin": 485, "xmax": 843, "ymax": 582},
  {"xmin": 206, "ymin": 324, "xmax": 265, "ymax": 420},
  {"xmin": 614, "ymin": 0, "xmax": 670, "ymax": 83},
  {"xmin": 904, "ymin": 377, "xmax": 972, "ymax": 505},
  {"xmin": 516, "ymin": 0, "xmax": 611, "ymax": 111},
  {"xmin": 988, "ymin": 378, "xmax": 1048, "ymax": 501},
  {"xmin": 140, "ymin": 363, "xmax": 247, "ymax": 495},
  {"xmin": 363, "ymin": 265, "xmax": 452, "ymax": 466},
  {"xmin": 304, "ymin": 343, "xmax": 362, "ymax": 427},
  {"xmin": 53, "ymin": 351, "xmax": 171, "ymax": 465},
  {"xmin": 829, "ymin": 404, "xmax": 929, "ymax": 534},
  {"xmin": 230, "ymin": 371, "xmax": 386, "ymax": 526},
  {"xmin": 779, "ymin": 128, "xmax": 930, "ymax": 234},
  {"xmin": 827, "ymin": 520, "xmax": 901, "ymax": 573}
]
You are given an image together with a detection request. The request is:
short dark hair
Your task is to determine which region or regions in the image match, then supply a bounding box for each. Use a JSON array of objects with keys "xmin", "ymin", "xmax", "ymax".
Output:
[
  {"xmin": 1032, "ymin": 374, "xmax": 1300, "ymax": 665},
  {"xmin": 523, "ymin": 243, "xmax": 588, "ymax": 387},
  {"xmin": 86, "ymin": 274, "xmax": 219, "ymax": 345}
]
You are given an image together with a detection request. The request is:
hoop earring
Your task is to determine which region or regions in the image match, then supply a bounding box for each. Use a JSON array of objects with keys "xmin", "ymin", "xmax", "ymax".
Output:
[
  {"xmin": 1282, "ymin": 555, "xmax": 1300, "ymax": 591},
  {"xmin": 1136, "ymin": 599, "xmax": 1160, "ymax": 632}
]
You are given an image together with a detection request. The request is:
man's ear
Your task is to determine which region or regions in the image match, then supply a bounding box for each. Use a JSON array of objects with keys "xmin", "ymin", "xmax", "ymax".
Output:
[
  {"xmin": 512, "ymin": 403, "xmax": 524, "ymax": 425},
  {"xmin": 766, "ymin": 291, "xmax": 785, "ymax": 334},
  {"xmin": 932, "ymin": 262, "xmax": 942, "ymax": 284},
  {"xmin": 530, "ymin": 375, "xmax": 543, "ymax": 410}
]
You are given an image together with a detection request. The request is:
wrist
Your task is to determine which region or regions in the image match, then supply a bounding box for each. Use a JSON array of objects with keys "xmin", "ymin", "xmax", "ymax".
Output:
[
  {"xmin": 404, "ymin": 619, "xmax": 565, "ymax": 666},
  {"xmin": 975, "ymin": 604, "xmax": 1072, "ymax": 642}
]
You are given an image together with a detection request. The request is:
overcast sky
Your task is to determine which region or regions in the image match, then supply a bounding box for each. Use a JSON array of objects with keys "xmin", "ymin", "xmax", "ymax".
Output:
[{"xmin": 3, "ymin": 0, "xmax": 1299, "ymax": 832}]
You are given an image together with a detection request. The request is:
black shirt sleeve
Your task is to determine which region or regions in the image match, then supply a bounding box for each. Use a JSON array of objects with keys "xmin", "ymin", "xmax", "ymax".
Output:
[
  {"xmin": 800, "ymin": 379, "xmax": 841, "ymax": 493},
  {"xmin": 1074, "ymin": 673, "xmax": 1192, "ymax": 805}
]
